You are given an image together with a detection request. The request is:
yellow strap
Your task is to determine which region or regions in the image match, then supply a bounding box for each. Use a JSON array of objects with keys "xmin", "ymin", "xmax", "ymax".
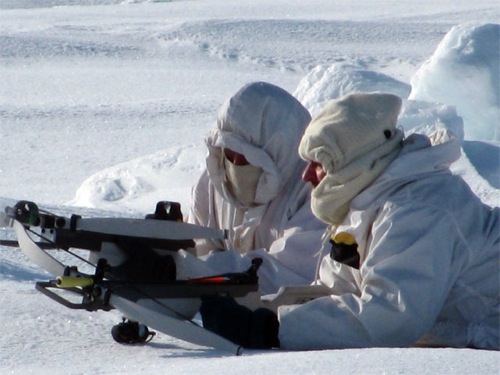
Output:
[
  {"xmin": 331, "ymin": 231, "xmax": 357, "ymax": 246},
  {"xmin": 56, "ymin": 276, "xmax": 94, "ymax": 288}
]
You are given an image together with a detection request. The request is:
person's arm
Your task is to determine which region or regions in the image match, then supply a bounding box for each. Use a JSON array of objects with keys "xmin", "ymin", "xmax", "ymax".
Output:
[
  {"xmin": 266, "ymin": 201, "xmax": 329, "ymax": 287},
  {"xmin": 278, "ymin": 202, "xmax": 464, "ymax": 350},
  {"xmin": 186, "ymin": 170, "xmax": 211, "ymax": 227},
  {"xmin": 186, "ymin": 170, "xmax": 226, "ymax": 255}
]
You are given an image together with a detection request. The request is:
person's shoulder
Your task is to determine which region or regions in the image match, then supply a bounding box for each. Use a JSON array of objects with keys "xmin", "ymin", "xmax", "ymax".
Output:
[
  {"xmin": 192, "ymin": 169, "xmax": 210, "ymax": 188},
  {"xmin": 189, "ymin": 169, "xmax": 212, "ymax": 202}
]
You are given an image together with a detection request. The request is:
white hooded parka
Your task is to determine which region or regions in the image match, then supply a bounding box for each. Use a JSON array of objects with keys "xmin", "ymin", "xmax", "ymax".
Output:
[
  {"xmin": 278, "ymin": 131, "xmax": 499, "ymax": 350},
  {"xmin": 186, "ymin": 82, "xmax": 326, "ymax": 290}
]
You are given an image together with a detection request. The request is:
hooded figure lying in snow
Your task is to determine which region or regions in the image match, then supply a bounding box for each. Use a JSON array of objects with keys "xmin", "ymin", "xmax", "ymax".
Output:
[
  {"xmin": 200, "ymin": 92, "xmax": 500, "ymax": 351},
  {"xmin": 185, "ymin": 82, "xmax": 325, "ymax": 292}
]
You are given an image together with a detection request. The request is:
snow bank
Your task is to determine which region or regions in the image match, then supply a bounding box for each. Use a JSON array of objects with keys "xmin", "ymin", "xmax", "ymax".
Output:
[
  {"xmin": 69, "ymin": 144, "xmax": 207, "ymax": 215},
  {"xmin": 409, "ymin": 23, "xmax": 499, "ymax": 141},
  {"xmin": 294, "ymin": 63, "xmax": 465, "ymax": 140},
  {"xmin": 399, "ymin": 100, "xmax": 464, "ymax": 141},
  {"xmin": 294, "ymin": 63, "xmax": 411, "ymax": 117}
]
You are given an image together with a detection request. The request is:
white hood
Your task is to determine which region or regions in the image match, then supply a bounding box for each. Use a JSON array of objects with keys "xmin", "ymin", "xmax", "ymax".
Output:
[
  {"xmin": 189, "ymin": 82, "xmax": 324, "ymax": 255},
  {"xmin": 205, "ymin": 81, "xmax": 312, "ymax": 206}
]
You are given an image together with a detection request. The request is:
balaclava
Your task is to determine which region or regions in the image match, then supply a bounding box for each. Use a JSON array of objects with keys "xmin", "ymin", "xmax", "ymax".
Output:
[
  {"xmin": 222, "ymin": 154, "xmax": 263, "ymax": 207},
  {"xmin": 299, "ymin": 92, "xmax": 404, "ymax": 224},
  {"xmin": 206, "ymin": 81, "xmax": 311, "ymax": 208}
]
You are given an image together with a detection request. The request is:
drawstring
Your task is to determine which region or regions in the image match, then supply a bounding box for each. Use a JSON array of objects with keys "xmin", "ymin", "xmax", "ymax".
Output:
[{"xmin": 313, "ymin": 225, "xmax": 335, "ymax": 284}]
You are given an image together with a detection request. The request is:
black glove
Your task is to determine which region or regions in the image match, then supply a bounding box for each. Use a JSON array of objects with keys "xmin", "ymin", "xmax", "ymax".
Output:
[{"xmin": 200, "ymin": 295, "xmax": 280, "ymax": 349}]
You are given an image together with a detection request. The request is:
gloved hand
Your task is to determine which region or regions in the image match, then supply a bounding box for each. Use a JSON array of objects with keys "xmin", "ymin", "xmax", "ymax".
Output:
[{"xmin": 200, "ymin": 295, "xmax": 280, "ymax": 349}]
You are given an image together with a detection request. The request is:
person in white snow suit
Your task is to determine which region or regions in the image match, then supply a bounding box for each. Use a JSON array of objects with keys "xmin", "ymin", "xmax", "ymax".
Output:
[
  {"xmin": 200, "ymin": 92, "xmax": 500, "ymax": 350},
  {"xmin": 184, "ymin": 82, "xmax": 325, "ymax": 291}
]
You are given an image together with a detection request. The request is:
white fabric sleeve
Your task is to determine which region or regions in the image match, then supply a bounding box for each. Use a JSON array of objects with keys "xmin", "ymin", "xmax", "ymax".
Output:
[
  {"xmin": 278, "ymin": 202, "xmax": 464, "ymax": 350},
  {"xmin": 186, "ymin": 171, "xmax": 226, "ymax": 255}
]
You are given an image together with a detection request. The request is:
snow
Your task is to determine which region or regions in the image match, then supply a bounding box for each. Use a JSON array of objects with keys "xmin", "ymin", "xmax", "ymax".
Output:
[
  {"xmin": 0, "ymin": 1, "xmax": 499, "ymax": 374},
  {"xmin": 409, "ymin": 23, "xmax": 500, "ymax": 141}
]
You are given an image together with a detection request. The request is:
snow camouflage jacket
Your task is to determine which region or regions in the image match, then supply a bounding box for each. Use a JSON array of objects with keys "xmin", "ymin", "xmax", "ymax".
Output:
[
  {"xmin": 187, "ymin": 82, "xmax": 325, "ymax": 289},
  {"xmin": 278, "ymin": 131, "xmax": 500, "ymax": 350}
]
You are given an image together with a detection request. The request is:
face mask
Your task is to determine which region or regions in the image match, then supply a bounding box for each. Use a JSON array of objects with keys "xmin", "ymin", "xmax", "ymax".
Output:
[{"xmin": 223, "ymin": 156, "xmax": 263, "ymax": 207}]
